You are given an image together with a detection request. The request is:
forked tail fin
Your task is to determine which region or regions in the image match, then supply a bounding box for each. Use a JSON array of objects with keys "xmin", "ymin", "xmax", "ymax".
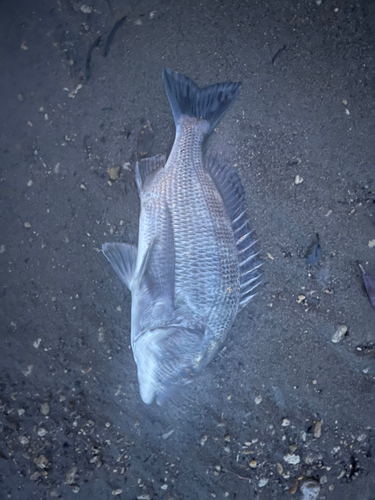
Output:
[{"xmin": 162, "ymin": 68, "xmax": 242, "ymax": 134}]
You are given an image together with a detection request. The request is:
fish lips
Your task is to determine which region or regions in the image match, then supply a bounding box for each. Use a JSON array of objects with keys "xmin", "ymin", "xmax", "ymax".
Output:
[{"xmin": 133, "ymin": 325, "xmax": 205, "ymax": 404}]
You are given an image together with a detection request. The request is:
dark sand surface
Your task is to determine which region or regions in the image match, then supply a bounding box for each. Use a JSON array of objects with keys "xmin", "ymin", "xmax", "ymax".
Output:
[{"xmin": 1, "ymin": 1, "xmax": 374, "ymax": 499}]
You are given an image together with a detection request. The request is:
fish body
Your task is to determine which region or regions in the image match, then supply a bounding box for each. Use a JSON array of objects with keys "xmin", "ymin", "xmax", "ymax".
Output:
[{"xmin": 103, "ymin": 69, "xmax": 261, "ymax": 404}]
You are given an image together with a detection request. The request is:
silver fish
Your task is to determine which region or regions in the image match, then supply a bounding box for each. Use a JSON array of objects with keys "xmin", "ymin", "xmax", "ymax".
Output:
[{"xmin": 102, "ymin": 69, "xmax": 261, "ymax": 404}]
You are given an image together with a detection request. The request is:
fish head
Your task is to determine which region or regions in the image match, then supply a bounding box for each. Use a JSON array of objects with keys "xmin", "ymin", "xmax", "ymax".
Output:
[{"xmin": 132, "ymin": 325, "xmax": 206, "ymax": 404}]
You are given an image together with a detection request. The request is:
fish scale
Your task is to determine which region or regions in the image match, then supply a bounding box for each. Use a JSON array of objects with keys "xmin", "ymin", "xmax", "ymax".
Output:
[
  {"xmin": 102, "ymin": 69, "xmax": 261, "ymax": 404},
  {"xmin": 168, "ymin": 128, "xmax": 239, "ymax": 333}
]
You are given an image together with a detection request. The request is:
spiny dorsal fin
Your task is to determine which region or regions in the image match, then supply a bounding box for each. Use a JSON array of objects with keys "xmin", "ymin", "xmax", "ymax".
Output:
[
  {"xmin": 204, "ymin": 154, "xmax": 262, "ymax": 308},
  {"xmin": 135, "ymin": 154, "xmax": 166, "ymax": 194}
]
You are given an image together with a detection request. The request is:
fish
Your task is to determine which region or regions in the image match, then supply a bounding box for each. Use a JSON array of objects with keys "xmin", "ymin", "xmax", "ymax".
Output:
[{"xmin": 102, "ymin": 69, "xmax": 261, "ymax": 404}]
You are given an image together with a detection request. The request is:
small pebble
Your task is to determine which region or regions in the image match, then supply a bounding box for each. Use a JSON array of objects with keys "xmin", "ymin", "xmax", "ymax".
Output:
[
  {"xmin": 249, "ymin": 460, "xmax": 257, "ymax": 468},
  {"xmin": 38, "ymin": 427, "xmax": 47, "ymax": 437},
  {"xmin": 200, "ymin": 434, "xmax": 208, "ymax": 446},
  {"xmin": 277, "ymin": 463, "xmax": 283, "ymax": 475},
  {"xmin": 65, "ymin": 466, "xmax": 77, "ymax": 485},
  {"xmin": 282, "ymin": 418, "xmax": 290, "ymax": 427},
  {"xmin": 71, "ymin": 485, "xmax": 80, "ymax": 494},
  {"xmin": 68, "ymin": 84, "xmax": 83, "ymax": 98},
  {"xmin": 294, "ymin": 175, "xmax": 304, "ymax": 185},
  {"xmin": 33, "ymin": 338, "xmax": 42, "ymax": 348},
  {"xmin": 319, "ymin": 475, "xmax": 327, "ymax": 485},
  {"xmin": 337, "ymin": 469, "xmax": 345, "ymax": 479},
  {"xmin": 255, "ymin": 395, "xmax": 262, "ymax": 404},
  {"xmin": 30, "ymin": 472, "xmax": 40, "ymax": 481},
  {"xmin": 300, "ymin": 479, "xmax": 320, "ymax": 500},
  {"xmin": 19, "ymin": 436, "xmax": 29, "ymax": 445},
  {"xmin": 313, "ymin": 420, "xmax": 323, "ymax": 438},
  {"xmin": 27, "ymin": 180, "xmax": 33, "ymax": 187},
  {"xmin": 34, "ymin": 455, "xmax": 48, "ymax": 469},
  {"xmin": 112, "ymin": 489, "xmax": 123, "ymax": 495},
  {"xmin": 258, "ymin": 478, "xmax": 268, "ymax": 488},
  {"xmin": 162, "ymin": 429, "xmax": 174, "ymax": 439},
  {"xmin": 289, "ymin": 479, "xmax": 299, "ymax": 495},
  {"xmin": 345, "ymin": 108, "xmax": 350, "ymax": 116},
  {"xmin": 98, "ymin": 327, "xmax": 105, "ymax": 342},
  {"xmin": 107, "ymin": 166, "xmax": 120, "ymax": 181},
  {"xmin": 0, "ymin": 245, "xmax": 6, "ymax": 254},
  {"xmin": 18, "ymin": 408, "xmax": 25, "ymax": 416},
  {"xmin": 80, "ymin": 5, "xmax": 93, "ymax": 14},
  {"xmin": 22, "ymin": 365, "xmax": 33, "ymax": 376},
  {"xmin": 18, "ymin": 94, "xmax": 24, "ymax": 102},
  {"xmin": 135, "ymin": 19, "xmax": 142, "ymax": 25},
  {"xmin": 224, "ymin": 434, "xmax": 231, "ymax": 442},
  {"xmin": 21, "ymin": 42, "xmax": 29, "ymax": 50},
  {"xmin": 160, "ymin": 484, "xmax": 168, "ymax": 491},
  {"xmin": 24, "ymin": 222, "xmax": 31, "ymax": 228},
  {"xmin": 41, "ymin": 402, "xmax": 50, "ymax": 415},
  {"xmin": 283, "ymin": 454, "xmax": 300, "ymax": 465},
  {"xmin": 332, "ymin": 325, "xmax": 348, "ymax": 343}
]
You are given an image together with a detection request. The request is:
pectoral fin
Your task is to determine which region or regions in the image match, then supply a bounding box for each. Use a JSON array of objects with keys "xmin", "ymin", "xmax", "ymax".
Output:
[
  {"xmin": 102, "ymin": 242, "xmax": 137, "ymax": 290},
  {"xmin": 136, "ymin": 206, "xmax": 175, "ymax": 304}
]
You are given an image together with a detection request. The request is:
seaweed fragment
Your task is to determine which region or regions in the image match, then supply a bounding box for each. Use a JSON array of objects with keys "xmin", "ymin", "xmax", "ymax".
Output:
[
  {"xmin": 305, "ymin": 233, "xmax": 321, "ymax": 265},
  {"xmin": 85, "ymin": 36, "xmax": 101, "ymax": 79},
  {"xmin": 104, "ymin": 16, "xmax": 126, "ymax": 57},
  {"xmin": 359, "ymin": 264, "xmax": 375, "ymax": 306}
]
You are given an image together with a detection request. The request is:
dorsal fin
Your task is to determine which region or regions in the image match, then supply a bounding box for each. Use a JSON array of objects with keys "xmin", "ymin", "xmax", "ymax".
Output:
[
  {"xmin": 204, "ymin": 155, "xmax": 262, "ymax": 308},
  {"xmin": 135, "ymin": 154, "xmax": 166, "ymax": 194}
]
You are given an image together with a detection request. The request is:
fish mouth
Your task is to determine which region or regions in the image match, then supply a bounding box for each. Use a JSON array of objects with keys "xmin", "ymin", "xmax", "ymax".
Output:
[
  {"xmin": 139, "ymin": 378, "xmax": 173, "ymax": 405},
  {"xmin": 139, "ymin": 381, "xmax": 156, "ymax": 405}
]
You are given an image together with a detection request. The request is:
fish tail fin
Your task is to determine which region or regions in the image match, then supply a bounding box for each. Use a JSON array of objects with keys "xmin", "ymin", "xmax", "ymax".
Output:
[{"xmin": 162, "ymin": 68, "xmax": 242, "ymax": 134}]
